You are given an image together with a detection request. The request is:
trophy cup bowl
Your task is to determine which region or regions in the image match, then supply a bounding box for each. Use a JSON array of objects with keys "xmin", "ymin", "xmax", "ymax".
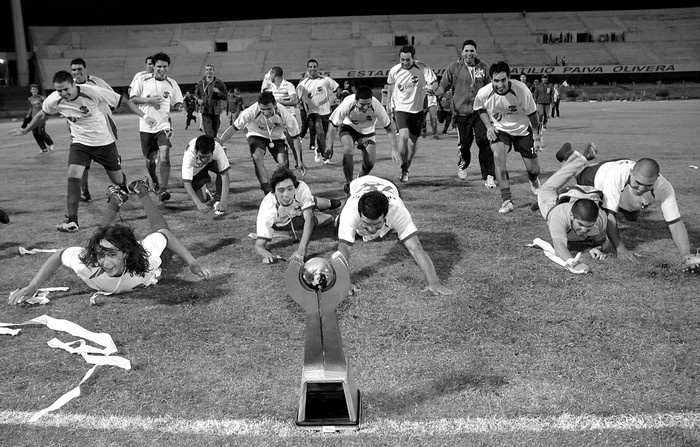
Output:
[{"xmin": 301, "ymin": 257, "xmax": 336, "ymax": 291}]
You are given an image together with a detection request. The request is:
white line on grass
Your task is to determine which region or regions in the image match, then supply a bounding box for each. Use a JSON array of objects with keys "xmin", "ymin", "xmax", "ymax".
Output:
[{"xmin": 1, "ymin": 410, "xmax": 699, "ymax": 436}]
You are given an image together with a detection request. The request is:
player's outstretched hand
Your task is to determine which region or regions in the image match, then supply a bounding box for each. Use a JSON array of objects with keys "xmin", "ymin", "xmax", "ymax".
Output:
[
  {"xmin": 8, "ymin": 286, "xmax": 36, "ymax": 305},
  {"xmin": 263, "ymin": 255, "xmax": 285, "ymax": 264},
  {"xmin": 189, "ymin": 261, "xmax": 211, "ymax": 279},
  {"xmin": 423, "ymin": 283, "xmax": 452, "ymax": 296},
  {"xmin": 196, "ymin": 201, "xmax": 211, "ymax": 214},
  {"xmin": 683, "ymin": 255, "xmax": 700, "ymax": 273},
  {"xmin": 8, "ymin": 128, "xmax": 25, "ymax": 136},
  {"xmin": 348, "ymin": 283, "xmax": 360, "ymax": 296},
  {"xmin": 616, "ymin": 247, "xmax": 639, "ymax": 263},
  {"xmin": 589, "ymin": 247, "xmax": 607, "ymax": 260}
]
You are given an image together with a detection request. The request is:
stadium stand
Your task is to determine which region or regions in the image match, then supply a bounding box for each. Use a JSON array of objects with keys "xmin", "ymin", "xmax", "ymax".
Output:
[{"xmin": 19, "ymin": 7, "xmax": 700, "ymax": 91}]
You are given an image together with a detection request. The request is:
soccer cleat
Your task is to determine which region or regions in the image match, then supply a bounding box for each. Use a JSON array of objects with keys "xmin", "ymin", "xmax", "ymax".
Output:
[
  {"xmin": 127, "ymin": 175, "xmax": 152, "ymax": 195},
  {"xmin": 555, "ymin": 142, "xmax": 574, "ymax": 162},
  {"xmin": 159, "ymin": 189, "xmax": 171, "ymax": 202},
  {"xmin": 0, "ymin": 209, "xmax": 9, "ymax": 224},
  {"xmin": 530, "ymin": 178, "xmax": 541, "ymax": 195},
  {"xmin": 457, "ymin": 160, "xmax": 468, "ymax": 180},
  {"xmin": 202, "ymin": 186, "xmax": 213, "ymax": 203},
  {"xmin": 399, "ymin": 170, "xmax": 409, "ymax": 183},
  {"xmin": 582, "ymin": 142, "xmax": 598, "ymax": 160},
  {"xmin": 107, "ymin": 185, "xmax": 129, "ymax": 207},
  {"xmin": 484, "ymin": 175, "xmax": 497, "ymax": 189},
  {"xmin": 314, "ymin": 151, "xmax": 323, "ymax": 163},
  {"xmin": 322, "ymin": 158, "xmax": 333, "ymax": 165},
  {"xmin": 80, "ymin": 192, "xmax": 92, "ymax": 203},
  {"xmin": 57, "ymin": 221, "xmax": 79, "ymax": 232},
  {"xmin": 48, "ymin": 144, "xmax": 54, "ymax": 151},
  {"xmin": 498, "ymin": 199, "xmax": 514, "ymax": 214}
]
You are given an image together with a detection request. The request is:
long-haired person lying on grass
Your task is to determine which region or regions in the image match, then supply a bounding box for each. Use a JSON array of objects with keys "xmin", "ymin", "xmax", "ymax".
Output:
[{"xmin": 8, "ymin": 177, "xmax": 211, "ymax": 305}]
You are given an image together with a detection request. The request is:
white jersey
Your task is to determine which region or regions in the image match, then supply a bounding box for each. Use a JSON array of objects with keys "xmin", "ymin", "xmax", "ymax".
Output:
[
  {"xmin": 473, "ymin": 79, "xmax": 536, "ymax": 137},
  {"xmin": 181, "ymin": 137, "xmax": 230, "ymax": 182},
  {"xmin": 42, "ymin": 84, "xmax": 121, "ymax": 146},
  {"xmin": 338, "ymin": 175, "xmax": 418, "ymax": 244},
  {"xmin": 297, "ymin": 76, "xmax": 339, "ymax": 115},
  {"xmin": 129, "ymin": 70, "xmax": 150, "ymax": 93},
  {"xmin": 256, "ymin": 181, "xmax": 315, "ymax": 240},
  {"xmin": 78, "ymin": 75, "xmax": 113, "ymax": 92},
  {"xmin": 234, "ymin": 102, "xmax": 300, "ymax": 140},
  {"xmin": 61, "ymin": 232, "xmax": 167, "ymax": 294},
  {"xmin": 593, "ymin": 160, "xmax": 681, "ymax": 223},
  {"xmin": 387, "ymin": 61, "xmax": 437, "ymax": 114},
  {"xmin": 261, "ymin": 74, "xmax": 298, "ymax": 109},
  {"xmin": 130, "ymin": 74, "xmax": 183, "ymax": 133},
  {"xmin": 329, "ymin": 94, "xmax": 392, "ymax": 135}
]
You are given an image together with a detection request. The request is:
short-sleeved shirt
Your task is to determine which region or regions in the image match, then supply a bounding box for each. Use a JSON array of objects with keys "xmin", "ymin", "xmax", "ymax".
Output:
[
  {"xmin": 329, "ymin": 94, "xmax": 391, "ymax": 135},
  {"xmin": 181, "ymin": 137, "xmax": 230, "ymax": 182},
  {"xmin": 589, "ymin": 160, "xmax": 681, "ymax": 224},
  {"xmin": 387, "ymin": 61, "xmax": 437, "ymax": 114},
  {"xmin": 261, "ymin": 74, "xmax": 297, "ymax": 111},
  {"xmin": 130, "ymin": 74, "xmax": 184, "ymax": 133},
  {"xmin": 233, "ymin": 102, "xmax": 300, "ymax": 140},
  {"xmin": 60, "ymin": 232, "xmax": 168, "ymax": 293},
  {"xmin": 28, "ymin": 95, "xmax": 45, "ymax": 117},
  {"xmin": 338, "ymin": 175, "xmax": 418, "ymax": 245},
  {"xmin": 547, "ymin": 201, "xmax": 607, "ymax": 244},
  {"xmin": 473, "ymin": 79, "xmax": 537, "ymax": 137},
  {"xmin": 256, "ymin": 181, "xmax": 315, "ymax": 240},
  {"xmin": 42, "ymin": 84, "xmax": 122, "ymax": 146},
  {"xmin": 128, "ymin": 70, "xmax": 149, "ymax": 93},
  {"xmin": 297, "ymin": 76, "xmax": 339, "ymax": 116},
  {"xmin": 78, "ymin": 75, "xmax": 114, "ymax": 92}
]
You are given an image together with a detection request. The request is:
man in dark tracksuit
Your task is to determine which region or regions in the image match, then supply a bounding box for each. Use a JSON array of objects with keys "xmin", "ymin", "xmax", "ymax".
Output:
[{"xmin": 433, "ymin": 39, "xmax": 496, "ymax": 188}]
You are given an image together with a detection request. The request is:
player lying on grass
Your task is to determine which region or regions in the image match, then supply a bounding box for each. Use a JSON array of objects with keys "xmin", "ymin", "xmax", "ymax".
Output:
[
  {"xmin": 255, "ymin": 166, "xmax": 341, "ymax": 264},
  {"xmin": 336, "ymin": 175, "xmax": 452, "ymax": 296},
  {"xmin": 565, "ymin": 142, "xmax": 700, "ymax": 271},
  {"xmin": 8, "ymin": 177, "xmax": 210, "ymax": 305},
  {"xmin": 534, "ymin": 143, "xmax": 608, "ymax": 274}
]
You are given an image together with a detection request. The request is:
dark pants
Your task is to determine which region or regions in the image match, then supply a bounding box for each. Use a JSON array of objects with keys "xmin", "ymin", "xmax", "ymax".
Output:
[
  {"xmin": 455, "ymin": 112, "xmax": 495, "ymax": 180},
  {"xmin": 32, "ymin": 125, "xmax": 53, "ymax": 150},
  {"xmin": 186, "ymin": 109, "xmax": 197, "ymax": 127},
  {"xmin": 551, "ymin": 100, "xmax": 560, "ymax": 118},
  {"xmin": 202, "ymin": 114, "xmax": 221, "ymax": 138}
]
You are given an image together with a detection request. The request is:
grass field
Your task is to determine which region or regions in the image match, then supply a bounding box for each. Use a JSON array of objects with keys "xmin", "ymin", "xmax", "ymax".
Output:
[{"xmin": 1, "ymin": 100, "xmax": 699, "ymax": 446}]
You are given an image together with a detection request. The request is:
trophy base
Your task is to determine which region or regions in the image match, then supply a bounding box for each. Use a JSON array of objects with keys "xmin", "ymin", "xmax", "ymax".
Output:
[{"xmin": 296, "ymin": 383, "xmax": 361, "ymax": 431}]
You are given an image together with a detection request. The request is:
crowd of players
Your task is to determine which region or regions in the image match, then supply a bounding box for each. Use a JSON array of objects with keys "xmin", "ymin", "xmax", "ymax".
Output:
[{"xmin": 6, "ymin": 40, "xmax": 700, "ymax": 305}]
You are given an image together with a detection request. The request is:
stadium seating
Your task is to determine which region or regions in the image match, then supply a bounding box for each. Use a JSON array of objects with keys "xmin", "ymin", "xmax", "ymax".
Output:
[{"xmin": 26, "ymin": 8, "xmax": 700, "ymax": 90}]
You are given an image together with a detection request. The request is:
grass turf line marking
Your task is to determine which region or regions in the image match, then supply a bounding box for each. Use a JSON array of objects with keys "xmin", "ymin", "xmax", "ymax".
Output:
[{"xmin": 1, "ymin": 411, "xmax": 699, "ymax": 436}]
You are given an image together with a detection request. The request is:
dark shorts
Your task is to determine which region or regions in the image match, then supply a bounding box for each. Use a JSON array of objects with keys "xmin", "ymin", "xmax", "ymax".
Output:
[
  {"xmin": 140, "ymin": 130, "xmax": 172, "ymax": 157},
  {"xmin": 272, "ymin": 214, "xmax": 318, "ymax": 232},
  {"xmin": 191, "ymin": 162, "xmax": 226, "ymax": 190},
  {"xmin": 68, "ymin": 142, "xmax": 122, "ymax": 171},
  {"xmin": 494, "ymin": 131, "xmax": 538, "ymax": 159},
  {"xmin": 339, "ymin": 125, "xmax": 375, "ymax": 150},
  {"xmin": 394, "ymin": 111, "xmax": 424, "ymax": 137},
  {"xmin": 248, "ymin": 135, "xmax": 288, "ymax": 162}
]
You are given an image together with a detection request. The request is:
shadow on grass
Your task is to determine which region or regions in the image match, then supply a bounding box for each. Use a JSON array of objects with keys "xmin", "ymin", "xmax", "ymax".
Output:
[
  {"xmin": 352, "ymin": 231, "xmax": 460, "ymax": 284},
  {"xmin": 147, "ymin": 275, "xmax": 229, "ymax": 305},
  {"xmin": 369, "ymin": 369, "xmax": 509, "ymax": 415},
  {"xmin": 188, "ymin": 237, "xmax": 237, "ymax": 257}
]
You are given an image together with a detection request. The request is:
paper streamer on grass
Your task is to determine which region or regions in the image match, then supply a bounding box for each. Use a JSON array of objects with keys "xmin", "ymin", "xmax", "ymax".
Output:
[
  {"xmin": 0, "ymin": 314, "xmax": 131, "ymax": 422},
  {"xmin": 7, "ymin": 287, "xmax": 69, "ymax": 305},
  {"xmin": 19, "ymin": 247, "xmax": 59, "ymax": 255},
  {"xmin": 527, "ymin": 238, "xmax": 586, "ymax": 274}
]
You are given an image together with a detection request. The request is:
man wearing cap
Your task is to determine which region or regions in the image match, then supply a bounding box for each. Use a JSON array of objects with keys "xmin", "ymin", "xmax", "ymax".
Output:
[
  {"xmin": 532, "ymin": 74, "xmax": 553, "ymax": 133},
  {"xmin": 568, "ymin": 142, "xmax": 699, "ymax": 270}
]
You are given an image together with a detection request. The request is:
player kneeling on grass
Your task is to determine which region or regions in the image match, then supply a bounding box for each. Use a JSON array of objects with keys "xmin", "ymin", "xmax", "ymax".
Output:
[
  {"xmin": 182, "ymin": 135, "xmax": 230, "ymax": 215},
  {"xmin": 255, "ymin": 166, "xmax": 341, "ymax": 264},
  {"xmin": 336, "ymin": 175, "xmax": 452, "ymax": 296},
  {"xmin": 535, "ymin": 143, "xmax": 608, "ymax": 274},
  {"xmin": 8, "ymin": 177, "xmax": 210, "ymax": 305}
]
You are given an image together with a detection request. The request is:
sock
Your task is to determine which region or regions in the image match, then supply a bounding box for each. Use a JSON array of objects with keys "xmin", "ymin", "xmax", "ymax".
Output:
[
  {"xmin": 528, "ymin": 173, "xmax": 539, "ymax": 182},
  {"xmin": 500, "ymin": 187, "xmax": 512, "ymax": 202},
  {"xmin": 67, "ymin": 178, "xmax": 81, "ymax": 224}
]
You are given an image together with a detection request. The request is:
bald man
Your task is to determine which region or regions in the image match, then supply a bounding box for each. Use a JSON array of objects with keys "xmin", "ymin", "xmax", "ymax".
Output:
[{"xmin": 557, "ymin": 142, "xmax": 699, "ymax": 270}]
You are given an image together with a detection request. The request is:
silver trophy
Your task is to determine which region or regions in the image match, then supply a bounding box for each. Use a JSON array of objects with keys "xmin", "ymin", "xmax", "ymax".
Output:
[{"xmin": 285, "ymin": 251, "xmax": 361, "ymax": 430}]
